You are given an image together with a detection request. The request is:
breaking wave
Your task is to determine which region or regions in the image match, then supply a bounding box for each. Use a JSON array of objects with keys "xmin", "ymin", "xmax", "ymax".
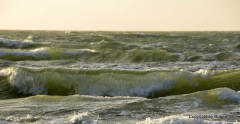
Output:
[
  {"xmin": 0, "ymin": 39, "xmax": 39, "ymax": 48},
  {"xmin": 1, "ymin": 67, "xmax": 240, "ymax": 98},
  {"xmin": 0, "ymin": 48, "xmax": 95, "ymax": 61},
  {"xmin": 137, "ymin": 114, "xmax": 239, "ymax": 124}
]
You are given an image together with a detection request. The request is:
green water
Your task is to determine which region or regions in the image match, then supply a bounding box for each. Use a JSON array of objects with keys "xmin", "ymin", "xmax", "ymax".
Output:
[{"xmin": 0, "ymin": 31, "xmax": 240, "ymax": 123}]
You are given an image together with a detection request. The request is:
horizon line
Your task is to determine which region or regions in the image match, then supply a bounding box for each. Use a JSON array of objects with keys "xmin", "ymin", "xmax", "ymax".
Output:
[{"xmin": 0, "ymin": 29, "xmax": 240, "ymax": 32}]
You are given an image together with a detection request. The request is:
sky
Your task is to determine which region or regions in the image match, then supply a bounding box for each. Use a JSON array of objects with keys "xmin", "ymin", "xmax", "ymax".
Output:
[{"xmin": 0, "ymin": 0, "xmax": 240, "ymax": 31}]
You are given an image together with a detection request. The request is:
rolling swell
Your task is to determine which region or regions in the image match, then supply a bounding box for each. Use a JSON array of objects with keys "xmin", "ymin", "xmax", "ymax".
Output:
[
  {"xmin": 1, "ymin": 67, "xmax": 240, "ymax": 99},
  {"xmin": 0, "ymin": 48, "xmax": 95, "ymax": 61},
  {"xmin": 1, "ymin": 31, "xmax": 240, "ymax": 62},
  {"xmin": 0, "ymin": 39, "xmax": 47, "ymax": 49},
  {"xmin": 0, "ymin": 47, "xmax": 239, "ymax": 62},
  {"xmin": 0, "ymin": 48, "xmax": 180, "ymax": 62},
  {"xmin": 1, "ymin": 31, "xmax": 240, "ymax": 99}
]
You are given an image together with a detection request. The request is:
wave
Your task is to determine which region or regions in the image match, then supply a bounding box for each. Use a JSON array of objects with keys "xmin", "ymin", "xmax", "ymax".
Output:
[
  {"xmin": 0, "ymin": 48, "xmax": 95, "ymax": 61},
  {"xmin": 3, "ymin": 112, "xmax": 100, "ymax": 124},
  {"xmin": 1, "ymin": 87, "xmax": 240, "ymax": 123},
  {"xmin": 2, "ymin": 60, "xmax": 238, "ymax": 73},
  {"xmin": 214, "ymin": 88, "xmax": 240, "ymax": 103},
  {"xmin": 78, "ymin": 35, "xmax": 114, "ymax": 42},
  {"xmin": 0, "ymin": 47, "xmax": 180, "ymax": 62},
  {"xmin": 236, "ymin": 44, "xmax": 240, "ymax": 49},
  {"xmin": 136, "ymin": 87, "xmax": 240, "ymax": 123},
  {"xmin": 0, "ymin": 39, "xmax": 39, "ymax": 48},
  {"xmin": 115, "ymin": 32, "xmax": 188, "ymax": 38},
  {"xmin": 208, "ymin": 52, "xmax": 234, "ymax": 61},
  {"xmin": 1, "ymin": 67, "xmax": 240, "ymax": 98},
  {"xmin": 137, "ymin": 114, "xmax": 239, "ymax": 124},
  {"xmin": 183, "ymin": 88, "xmax": 240, "ymax": 105},
  {"xmin": 0, "ymin": 48, "xmax": 51, "ymax": 60},
  {"xmin": 1, "ymin": 47, "xmax": 239, "ymax": 62},
  {"xmin": 1, "ymin": 41, "xmax": 240, "ymax": 62}
]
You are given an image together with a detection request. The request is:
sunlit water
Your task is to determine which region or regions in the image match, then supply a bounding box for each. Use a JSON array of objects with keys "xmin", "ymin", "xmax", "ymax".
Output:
[{"xmin": 0, "ymin": 30, "xmax": 240, "ymax": 123}]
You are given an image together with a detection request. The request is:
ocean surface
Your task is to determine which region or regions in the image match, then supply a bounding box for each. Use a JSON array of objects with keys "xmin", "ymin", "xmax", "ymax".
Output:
[{"xmin": 0, "ymin": 30, "xmax": 240, "ymax": 124}]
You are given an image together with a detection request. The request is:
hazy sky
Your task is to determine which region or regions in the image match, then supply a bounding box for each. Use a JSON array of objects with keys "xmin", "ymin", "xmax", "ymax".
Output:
[{"xmin": 1, "ymin": 0, "xmax": 240, "ymax": 31}]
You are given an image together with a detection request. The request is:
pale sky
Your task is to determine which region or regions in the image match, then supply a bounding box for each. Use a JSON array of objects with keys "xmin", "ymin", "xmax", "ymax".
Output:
[{"xmin": 0, "ymin": 0, "xmax": 240, "ymax": 31}]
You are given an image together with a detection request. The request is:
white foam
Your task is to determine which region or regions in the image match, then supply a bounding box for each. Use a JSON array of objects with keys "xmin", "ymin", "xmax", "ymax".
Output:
[
  {"xmin": 137, "ymin": 115, "xmax": 239, "ymax": 124},
  {"xmin": 6, "ymin": 65, "xmax": 216, "ymax": 97},
  {"xmin": 194, "ymin": 69, "xmax": 209, "ymax": 75},
  {"xmin": 138, "ymin": 33, "xmax": 146, "ymax": 36},
  {"xmin": 27, "ymin": 35, "xmax": 39, "ymax": 39},
  {"xmin": 3, "ymin": 113, "xmax": 100, "ymax": 123},
  {"xmin": 116, "ymin": 65, "xmax": 142, "ymax": 69},
  {"xmin": 218, "ymin": 88, "xmax": 240, "ymax": 103},
  {"xmin": 119, "ymin": 111, "xmax": 131, "ymax": 116},
  {"xmin": 0, "ymin": 48, "xmax": 50, "ymax": 59},
  {"xmin": 69, "ymin": 112, "xmax": 100, "ymax": 124},
  {"xmin": 20, "ymin": 114, "xmax": 37, "ymax": 122},
  {"xmin": 67, "ymin": 49, "xmax": 95, "ymax": 56},
  {"xmin": 5, "ymin": 116, "xmax": 15, "ymax": 122},
  {"xmin": 7, "ymin": 66, "xmax": 184, "ymax": 97},
  {"xmin": 0, "ymin": 39, "xmax": 36, "ymax": 48},
  {"xmin": 137, "ymin": 115, "xmax": 202, "ymax": 124},
  {"xmin": 69, "ymin": 112, "xmax": 88, "ymax": 123},
  {"xmin": 0, "ymin": 68, "xmax": 12, "ymax": 77}
]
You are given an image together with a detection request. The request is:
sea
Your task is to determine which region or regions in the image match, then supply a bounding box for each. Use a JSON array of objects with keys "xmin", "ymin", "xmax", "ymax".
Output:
[{"xmin": 0, "ymin": 30, "xmax": 240, "ymax": 124}]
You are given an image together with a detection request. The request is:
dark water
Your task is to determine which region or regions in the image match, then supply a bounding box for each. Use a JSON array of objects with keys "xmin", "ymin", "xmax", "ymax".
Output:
[{"xmin": 0, "ymin": 30, "xmax": 240, "ymax": 123}]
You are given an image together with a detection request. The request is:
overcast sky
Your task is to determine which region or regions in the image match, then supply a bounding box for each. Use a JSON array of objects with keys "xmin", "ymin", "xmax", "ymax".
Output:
[{"xmin": 1, "ymin": 0, "xmax": 240, "ymax": 31}]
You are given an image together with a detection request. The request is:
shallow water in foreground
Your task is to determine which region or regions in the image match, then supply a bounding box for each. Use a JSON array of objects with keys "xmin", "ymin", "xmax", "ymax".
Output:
[{"xmin": 0, "ymin": 31, "xmax": 240, "ymax": 123}]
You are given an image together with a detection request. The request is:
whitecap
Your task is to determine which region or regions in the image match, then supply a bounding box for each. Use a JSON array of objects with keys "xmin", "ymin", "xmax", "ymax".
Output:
[
  {"xmin": 69, "ymin": 112, "xmax": 100, "ymax": 124},
  {"xmin": 218, "ymin": 88, "xmax": 240, "ymax": 103},
  {"xmin": 0, "ymin": 48, "xmax": 50, "ymax": 59},
  {"xmin": 0, "ymin": 39, "xmax": 36, "ymax": 48},
  {"xmin": 137, "ymin": 115, "xmax": 239, "ymax": 124}
]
